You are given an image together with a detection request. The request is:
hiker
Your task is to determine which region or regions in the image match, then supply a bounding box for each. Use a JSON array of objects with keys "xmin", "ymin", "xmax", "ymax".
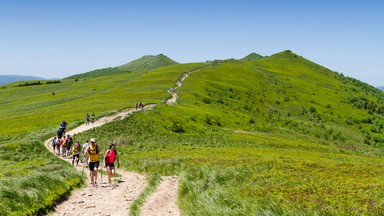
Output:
[
  {"xmin": 66, "ymin": 134, "xmax": 73, "ymax": 157},
  {"xmin": 104, "ymin": 144, "xmax": 120, "ymax": 184},
  {"xmin": 52, "ymin": 136, "xmax": 61, "ymax": 155},
  {"xmin": 72, "ymin": 141, "xmax": 81, "ymax": 166},
  {"xmin": 135, "ymin": 103, "xmax": 138, "ymax": 110},
  {"xmin": 56, "ymin": 138, "xmax": 61, "ymax": 155},
  {"xmin": 139, "ymin": 102, "xmax": 144, "ymax": 110},
  {"xmin": 82, "ymin": 140, "xmax": 89, "ymax": 165},
  {"xmin": 84, "ymin": 138, "xmax": 102, "ymax": 186},
  {"xmin": 57, "ymin": 127, "xmax": 64, "ymax": 139},
  {"xmin": 51, "ymin": 136, "xmax": 58, "ymax": 154},
  {"xmin": 60, "ymin": 136, "xmax": 68, "ymax": 157},
  {"xmin": 91, "ymin": 112, "xmax": 95, "ymax": 124},
  {"xmin": 60, "ymin": 120, "xmax": 67, "ymax": 131},
  {"xmin": 86, "ymin": 113, "xmax": 90, "ymax": 125}
]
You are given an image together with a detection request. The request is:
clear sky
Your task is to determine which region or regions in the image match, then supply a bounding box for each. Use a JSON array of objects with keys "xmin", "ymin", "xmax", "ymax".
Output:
[{"xmin": 1, "ymin": 0, "xmax": 383, "ymax": 86}]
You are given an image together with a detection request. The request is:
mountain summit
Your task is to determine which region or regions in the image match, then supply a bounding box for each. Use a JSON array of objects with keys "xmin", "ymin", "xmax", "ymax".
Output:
[
  {"xmin": 118, "ymin": 54, "xmax": 178, "ymax": 71},
  {"xmin": 240, "ymin": 52, "xmax": 263, "ymax": 61}
]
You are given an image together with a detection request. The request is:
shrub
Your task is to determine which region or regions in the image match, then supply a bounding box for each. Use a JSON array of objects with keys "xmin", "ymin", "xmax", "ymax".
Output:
[{"xmin": 170, "ymin": 121, "xmax": 185, "ymax": 133}]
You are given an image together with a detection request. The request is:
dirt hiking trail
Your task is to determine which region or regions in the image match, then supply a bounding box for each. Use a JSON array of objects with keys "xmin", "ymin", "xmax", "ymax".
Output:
[
  {"xmin": 43, "ymin": 66, "xmax": 210, "ymax": 215},
  {"xmin": 44, "ymin": 105, "xmax": 179, "ymax": 216}
]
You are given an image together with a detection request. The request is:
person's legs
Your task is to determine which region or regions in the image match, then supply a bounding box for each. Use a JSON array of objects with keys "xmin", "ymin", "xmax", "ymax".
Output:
[
  {"xmin": 110, "ymin": 166, "xmax": 115, "ymax": 177},
  {"xmin": 89, "ymin": 162, "xmax": 95, "ymax": 186},
  {"xmin": 106, "ymin": 166, "xmax": 112, "ymax": 183},
  {"xmin": 106, "ymin": 163, "xmax": 115, "ymax": 183},
  {"xmin": 93, "ymin": 161, "xmax": 99, "ymax": 185}
]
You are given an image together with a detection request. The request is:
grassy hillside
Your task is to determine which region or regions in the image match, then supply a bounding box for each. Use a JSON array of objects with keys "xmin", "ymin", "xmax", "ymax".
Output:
[
  {"xmin": 0, "ymin": 62, "xmax": 206, "ymax": 215},
  {"xmin": 117, "ymin": 54, "xmax": 179, "ymax": 72},
  {"xmin": 75, "ymin": 51, "xmax": 384, "ymax": 215},
  {"xmin": 64, "ymin": 54, "xmax": 178, "ymax": 80},
  {"xmin": 2, "ymin": 50, "xmax": 384, "ymax": 215},
  {"xmin": 65, "ymin": 67, "xmax": 130, "ymax": 79}
]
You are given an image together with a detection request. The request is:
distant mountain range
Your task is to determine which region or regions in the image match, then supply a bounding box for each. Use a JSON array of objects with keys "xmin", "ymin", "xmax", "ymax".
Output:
[{"xmin": 0, "ymin": 75, "xmax": 46, "ymax": 86}]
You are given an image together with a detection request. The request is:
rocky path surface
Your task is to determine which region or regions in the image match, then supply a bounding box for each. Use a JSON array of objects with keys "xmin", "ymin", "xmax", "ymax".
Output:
[{"xmin": 44, "ymin": 105, "xmax": 180, "ymax": 216}]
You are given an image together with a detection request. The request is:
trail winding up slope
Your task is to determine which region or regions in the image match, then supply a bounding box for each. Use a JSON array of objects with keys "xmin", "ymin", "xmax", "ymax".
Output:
[
  {"xmin": 44, "ymin": 106, "xmax": 180, "ymax": 216},
  {"xmin": 44, "ymin": 65, "xmax": 208, "ymax": 215}
]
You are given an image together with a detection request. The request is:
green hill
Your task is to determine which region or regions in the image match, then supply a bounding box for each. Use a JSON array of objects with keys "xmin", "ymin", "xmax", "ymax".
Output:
[
  {"xmin": 117, "ymin": 54, "xmax": 179, "ymax": 71},
  {"xmin": 2, "ymin": 50, "xmax": 384, "ymax": 215},
  {"xmin": 240, "ymin": 52, "xmax": 263, "ymax": 61},
  {"xmin": 65, "ymin": 54, "xmax": 178, "ymax": 79},
  {"xmin": 65, "ymin": 67, "xmax": 129, "ymax": 79}
]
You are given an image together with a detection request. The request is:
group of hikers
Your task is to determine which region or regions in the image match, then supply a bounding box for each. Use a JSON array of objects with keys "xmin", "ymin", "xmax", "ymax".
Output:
[
  {"xmin": 85, "ymin": 112, "xmax": 96, "ymax": 126},
  {"xmin": 53, "ymin": 121, "xmax": 120, "ymax": 187},
  {"xmin": 52, "ymin": 104, "xmax": 146, "ymax": 186},
  {"xmin": 135, "ymin": 102, "xmax": 145, "ymax": 110}
]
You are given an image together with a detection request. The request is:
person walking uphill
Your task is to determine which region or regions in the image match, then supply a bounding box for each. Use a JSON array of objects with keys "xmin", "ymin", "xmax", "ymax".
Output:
[
  {"xmin": 71, "ymin": 141, "xmax": 81, "ymax": 166},
  {"xmin": 84, "ymin": 138, "xmax": 103, "ymax": 187},
  {"xmin": 104, "ymin": 144, "xmax": 120, "ymax": 184}
]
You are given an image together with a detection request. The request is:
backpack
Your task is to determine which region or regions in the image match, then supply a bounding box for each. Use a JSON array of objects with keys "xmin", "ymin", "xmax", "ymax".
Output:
[
  {"xmin": 72, "ymin": 143, "xmax": 80, "ymax": 153},
  {"xmin": 88, "ymin": 145, "xmax": 99, "ymax": 154},
  {"xmin": 61, "ymin": 139, "xmax": 67, "ymax": 147}
]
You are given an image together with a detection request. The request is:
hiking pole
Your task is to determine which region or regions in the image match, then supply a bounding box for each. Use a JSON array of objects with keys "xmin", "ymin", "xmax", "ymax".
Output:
[
  {"xmin": 81, "ymin": 156, "xmax": 87, "ymax": 181},
  {"xmin": 100, "ymin": 157, "xmax": 103, "ymax": 185}
]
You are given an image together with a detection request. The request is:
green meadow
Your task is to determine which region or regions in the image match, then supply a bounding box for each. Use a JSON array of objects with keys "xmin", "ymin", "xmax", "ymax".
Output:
[{"xmin": 2, "ymin": 51, "xmax": 384, "ymax": 215}]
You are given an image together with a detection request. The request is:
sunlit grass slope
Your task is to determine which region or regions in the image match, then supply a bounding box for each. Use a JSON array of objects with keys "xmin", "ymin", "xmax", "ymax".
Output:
[
  {"xmin": 0, "ymin": 62, "xmax": 206, "ymax": 215},
  {"xmin": 74, "ymin": 51, "xmax": 384, "ymax": 215}
]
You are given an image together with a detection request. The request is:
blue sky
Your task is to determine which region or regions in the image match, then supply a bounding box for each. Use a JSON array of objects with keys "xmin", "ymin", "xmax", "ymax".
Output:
[{"xmin": 1, "ymin": 0, "xmax": 383, "ymax": 86}]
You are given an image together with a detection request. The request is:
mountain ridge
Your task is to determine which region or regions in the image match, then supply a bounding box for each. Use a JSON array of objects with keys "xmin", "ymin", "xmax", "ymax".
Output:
[
  {"xmin": 65, "ymin": 54, "xmax": 179, "ymax": 79},
  {"xmin": 0, "ymin": 75, "xmax": 46, "ymax": 86}
]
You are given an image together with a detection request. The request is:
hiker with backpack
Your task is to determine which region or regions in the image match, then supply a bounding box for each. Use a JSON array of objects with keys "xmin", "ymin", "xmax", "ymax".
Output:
[
  {"xmin": 104, "ymin": 144, "xmax": 120, "ymax": 184},
  {"xmin": 66, "ymin": 134, "xmax": 73, "ymax": 157},
  {"xmin": 57, "ymin": 127, "xmax": 64, "ymax": 139},
  {"xmin": 82, "ymin": 140, "xmax": 89, "ymax": 165},
  {"xmin": 60, "ymin": 136, "xmax": 68, "ymax": 157},
  {"xmin": 72, "ymin": 141, "xmax": 81, "ymax": 166},
  {"xmin": 60, "ymin": 120, "xmax": 67, "ymax": 131},
  {"xmin": 83, "ymin": 138, "xmax": 103, "ymax": 187},
  {"xmin": 51, "ymin": 136, "xmax": 59, "ymax": 155},
  {"xmin": 54, "ymin": 137, "xmax": 61, "ymax": 155}
]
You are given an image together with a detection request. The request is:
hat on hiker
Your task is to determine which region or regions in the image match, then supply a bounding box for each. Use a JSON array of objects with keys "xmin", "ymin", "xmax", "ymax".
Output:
[{"xmin": 90, "ymin": 138, "xmax": 96, "ymax": 143}]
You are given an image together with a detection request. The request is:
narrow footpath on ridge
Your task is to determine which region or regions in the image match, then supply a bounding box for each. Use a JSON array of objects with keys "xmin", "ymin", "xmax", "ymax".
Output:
[{"xmin": 44, "ymin": 66, "xmax": 208, "ymax": 215}]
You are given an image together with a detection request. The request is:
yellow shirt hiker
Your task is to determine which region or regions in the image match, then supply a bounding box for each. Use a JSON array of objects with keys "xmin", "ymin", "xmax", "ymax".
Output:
[
  {"xmin": 84, "ymin": 138, "xmax": 103, "ymax": 187},
  {"xmin": 71, "ymin": 142, "xmax": 81, "ymax": 166}
]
